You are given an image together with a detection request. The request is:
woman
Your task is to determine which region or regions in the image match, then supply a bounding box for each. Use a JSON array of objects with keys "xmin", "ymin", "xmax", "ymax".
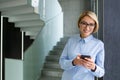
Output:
[{"xmin": 59, "ymin": 11, "xmax": 105, "ymax": 80}]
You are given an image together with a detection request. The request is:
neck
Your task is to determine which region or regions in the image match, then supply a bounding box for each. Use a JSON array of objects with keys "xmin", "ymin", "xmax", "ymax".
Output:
[{"xmin": 80, "ymin": 34, "xmax": 89, "ymax": 38}]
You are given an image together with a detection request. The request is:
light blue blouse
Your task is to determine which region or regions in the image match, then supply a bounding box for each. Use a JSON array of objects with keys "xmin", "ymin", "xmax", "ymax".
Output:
[{"xmin": 59, "ymin": 34, "xmax": 105, "ymax": 80}]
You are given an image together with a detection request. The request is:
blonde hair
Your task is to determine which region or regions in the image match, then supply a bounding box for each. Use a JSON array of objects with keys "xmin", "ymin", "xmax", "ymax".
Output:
[{"xmin": 78, "ymin": 11, "xmax": 99, "ymax": 33}]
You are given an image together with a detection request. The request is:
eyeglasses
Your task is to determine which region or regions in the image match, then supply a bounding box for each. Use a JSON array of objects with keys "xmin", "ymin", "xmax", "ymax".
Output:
[{"xmin": 80, "ymin": 21, "xmax": 95, "ymax": 28}]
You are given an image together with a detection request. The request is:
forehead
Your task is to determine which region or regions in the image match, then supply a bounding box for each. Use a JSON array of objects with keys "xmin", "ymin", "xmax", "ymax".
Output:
[{"xmin": 81, "ymin": 16, "xmax": 95, "ymax": 23}]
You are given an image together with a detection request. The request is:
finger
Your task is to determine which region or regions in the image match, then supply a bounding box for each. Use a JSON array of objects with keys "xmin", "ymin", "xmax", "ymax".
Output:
[
  {"xmin": 76, "ymin": 55, "xmax": 81, "ymax": 59},
  {"xmin": 77, "ymin": 56, "xmax": 80, "ymax": 59},
  {"xmin": 84, "ymin": 58, "xmax": 93, "ymax": 62},
  {"xmin": 85, "ymin": 63, "xmax": 93, "ymax": 69},
  {"xmin": 83, "ymin": 63, "xmax": 90, "ymax": 69}
]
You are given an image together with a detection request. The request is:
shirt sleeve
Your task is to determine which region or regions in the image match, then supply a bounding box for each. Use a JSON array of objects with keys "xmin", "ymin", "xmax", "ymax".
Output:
[
  {"xmin": 91, "ymin": 42, "xmax": 105, "ymax": 78},
  {"xmin": 59, "ymin": 39, "xmax": 75, "ymax": 70}
]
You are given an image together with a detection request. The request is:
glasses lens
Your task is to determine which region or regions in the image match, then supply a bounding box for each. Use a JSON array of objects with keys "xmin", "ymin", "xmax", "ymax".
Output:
[{"xmin": 80, "ymin": 21, "xmax": 95, "ymax": 27}]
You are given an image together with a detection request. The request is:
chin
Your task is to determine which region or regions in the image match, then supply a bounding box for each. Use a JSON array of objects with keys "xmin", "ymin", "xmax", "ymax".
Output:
[
  {"xmin": 84, "ymin": 34, "xmax": 90, "ymax": 37},
  {"xmin": 84, "ymin": 33, "xmax": 90, "ymax": 35}
]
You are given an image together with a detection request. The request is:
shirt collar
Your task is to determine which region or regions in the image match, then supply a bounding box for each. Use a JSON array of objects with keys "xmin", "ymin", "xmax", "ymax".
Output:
[{"xmin": 78, "ymin": 34, "xmax": 94, "ymax": 43}]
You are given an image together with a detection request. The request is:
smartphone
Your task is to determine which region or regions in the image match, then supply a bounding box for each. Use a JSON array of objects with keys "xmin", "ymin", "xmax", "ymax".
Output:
[{"xmin": 81, "ymin": 55, "xmax": 91, "ymax": 59}]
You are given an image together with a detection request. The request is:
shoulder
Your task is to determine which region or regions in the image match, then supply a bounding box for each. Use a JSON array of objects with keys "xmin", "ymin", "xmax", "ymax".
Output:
[
  {"xmin": 68, "ymin": 34, "xmax": 80, "ymax": 41},
  {"xmin": 92, "ymin": 37, "xmax": 104, "ymax": 46},
  {"xmin": 65, "ymin": 34, "xmax": 80, "ymax": 45}
]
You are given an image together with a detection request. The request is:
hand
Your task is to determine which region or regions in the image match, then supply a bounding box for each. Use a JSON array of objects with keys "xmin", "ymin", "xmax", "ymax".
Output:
[
  {"xmin": 82, "ymin": 58, "xmax": 96, "ymax": 70},
  {"xmin": 72, "ymin": 55, "xmax": 83, "ymax": 66}
]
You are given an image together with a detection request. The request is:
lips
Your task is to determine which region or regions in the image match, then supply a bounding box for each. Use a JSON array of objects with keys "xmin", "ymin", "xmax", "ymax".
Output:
[{"xmin": 83, "ymin": 29, "xmax": 90, "ymax": 33}]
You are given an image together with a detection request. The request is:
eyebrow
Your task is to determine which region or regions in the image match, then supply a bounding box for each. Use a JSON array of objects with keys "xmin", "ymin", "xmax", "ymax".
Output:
[{"xmin": 80, "ymin": 20, "xmax": 95, "ymax": 24}]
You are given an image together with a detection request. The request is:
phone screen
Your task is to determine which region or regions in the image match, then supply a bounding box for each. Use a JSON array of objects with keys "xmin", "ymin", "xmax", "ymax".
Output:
[{"xmin": 81, "ymin": 55, "xmax": 91, "ymax": 59}]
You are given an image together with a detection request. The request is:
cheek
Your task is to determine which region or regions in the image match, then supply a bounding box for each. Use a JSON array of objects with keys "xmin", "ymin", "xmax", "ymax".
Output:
[
  {"xmin": 90, "ymin": 28, "xmax": 94, "ymax": 31},
  {"xmin": 91, "ymin": 28, "xmax": 95, "ymax": 32},
  {"xmin": 79, "ymin": 26, "xmax": 83, "ymax": 31}
]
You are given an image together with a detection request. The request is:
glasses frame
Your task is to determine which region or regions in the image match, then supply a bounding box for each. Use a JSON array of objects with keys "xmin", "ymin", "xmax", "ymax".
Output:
[{"xmin": 80, "ymin": 21, "xmax": 95, "ymax": 28}]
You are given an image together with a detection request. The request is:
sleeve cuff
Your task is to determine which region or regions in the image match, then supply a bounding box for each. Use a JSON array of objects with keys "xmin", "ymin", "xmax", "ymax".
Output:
[{"xmin": 91, "ymin": 65, "xmax": 97, "ymax": 72}]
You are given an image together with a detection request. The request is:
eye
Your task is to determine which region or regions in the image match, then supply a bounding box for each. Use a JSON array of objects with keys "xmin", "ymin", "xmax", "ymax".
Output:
[
  {"xmin": 80, "ymin": 21, "xmax": 87, "ymax": 25},
  {"xmin": 89, "ymin": 23, "xmax": 95, "ymax": 27},
  {"xmin": 80, "ymin": 21, "xmax": 95, "ymax": 27}
]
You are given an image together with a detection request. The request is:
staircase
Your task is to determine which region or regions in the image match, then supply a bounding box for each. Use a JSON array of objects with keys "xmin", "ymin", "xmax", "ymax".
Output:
[
  {"xmin": 0, "ymin": 0, "xmax": 45, "ymax": 39},
  {"xmin": 39, "ymin": 37, "xmax": 69, "ymax": 80}
]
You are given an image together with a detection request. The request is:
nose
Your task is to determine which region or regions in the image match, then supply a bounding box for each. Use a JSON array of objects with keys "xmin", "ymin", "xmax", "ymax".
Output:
[{"xmin": 84, "ymin": 25, "xmax": 90, "ymax": 30}]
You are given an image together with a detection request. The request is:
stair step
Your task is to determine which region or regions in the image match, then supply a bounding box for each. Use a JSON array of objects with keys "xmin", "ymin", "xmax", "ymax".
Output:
[
  {"xmin": 2, "ymin": 6, "xmax": 34, "ymax": 16},
  {"xmin": 53, "ymin": 45, "xmax": 65, "ymax": 50},
  {"xmin": 49, "ymin": 50, "xmax": 63, "ymax": 55},
  {"xmin": 44, "ymin": 62, "xmax": 61, "ymax": 69},
  {"xmin": 30, "ymin": 36, "xmax": 36, "ymax": 39},
  {"xmin": 20, "ymin": 27, "xmax": 42, "ymax": 32},
  {"xmin": 44, "ymin": 61, "xmax": 61, "ymax": 69},
  {"xmin": 46, "ymin": 55, "xmax": 60, "ymax": 62},
  {"xmin": 24, "ymin": 31, "xmax": 38, "ymax": 39},
  {"xmin": 40, "ymin": 76, "xmax": 61, "ymax": 80},
  {"xmin": 25, "ymin": 31, "xmax": 38, "ymax": 36},
  {"xmin": 0, "ymin": 0, "xmax": 28, "ymax": 11},
  {"xmin": 9, "ymin": 13, "xmax": 40, "ymax": 22},
  {"xmin": 40, "ymin": 37, "xmax": 69, "ymax": 79},
  {"xmin": 60, "ymin": 37, "xmax": 69, "ymax": 43},
  {"xmin": 57, "ymin": 41, "xmax": 67, "ymax": 46},
  {"xmin": 42, "ymin": 68, "xmax": 63, "ymax": 77},
  {"xmin": 15, "ymin": 20, "xmax": 44, "ymax": 27}
]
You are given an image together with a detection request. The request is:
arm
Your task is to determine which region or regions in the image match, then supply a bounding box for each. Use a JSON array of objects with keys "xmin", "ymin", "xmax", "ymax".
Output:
[
  {"xmin": 91, "ymin": 43, "xmax": 105, "ymax": 78},
  {"xmin": 59, "ymin": 40, "xmax": 75, "ymax": 70},
  {"xmin": 59, "ymin": 38, "xmax": 79, "ymax": 70}
]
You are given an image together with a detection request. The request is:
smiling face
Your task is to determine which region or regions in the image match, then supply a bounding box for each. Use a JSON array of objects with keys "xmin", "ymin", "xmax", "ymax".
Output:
[{"xmin": 79, "ymin": 16, "xmax": 95, "ymax": 38}]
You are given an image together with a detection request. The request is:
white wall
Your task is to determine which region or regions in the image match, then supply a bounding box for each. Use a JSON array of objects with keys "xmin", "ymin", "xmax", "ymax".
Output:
[
  {"xmin": 24, "ymin": 12, "xmax": 63, "ymax": 80},
  {"xmin": 5, "ymin": 58, "xmax": 23, "ymax": 80},
  {"xmin": 39, "ymin": 0, "xmax": 62, "ymax": 21},
  {"xmin": 24, "ymin": 0, "xmax": 63, "ymax": 80}
]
